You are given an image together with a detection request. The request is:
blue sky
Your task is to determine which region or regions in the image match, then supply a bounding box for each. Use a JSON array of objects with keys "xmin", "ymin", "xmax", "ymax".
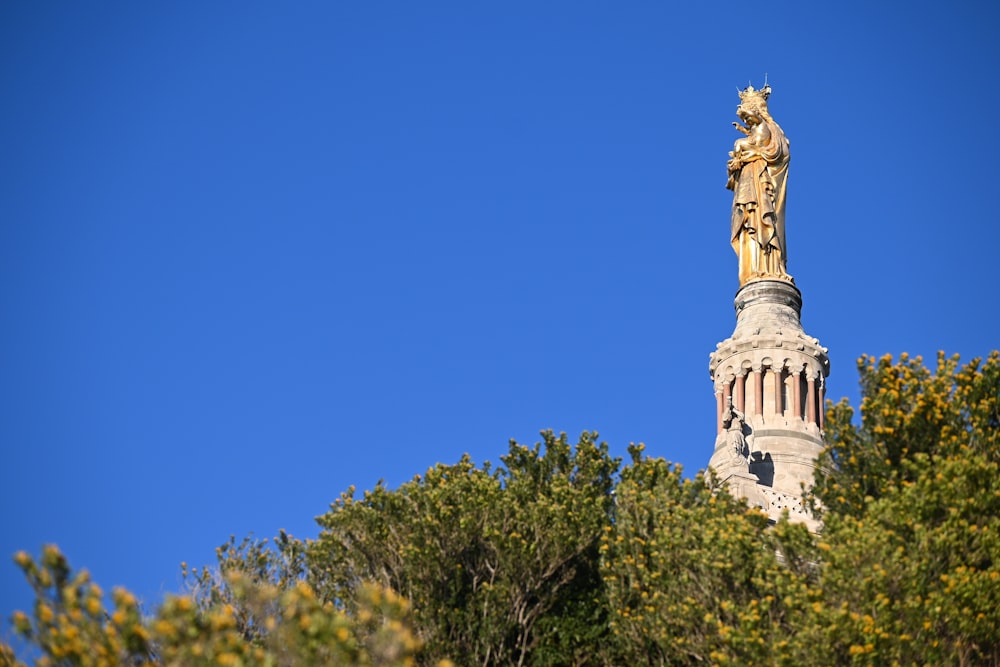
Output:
[{"xmin": 2, "ymin": 0, "xmax": 998, "ymax": 632}]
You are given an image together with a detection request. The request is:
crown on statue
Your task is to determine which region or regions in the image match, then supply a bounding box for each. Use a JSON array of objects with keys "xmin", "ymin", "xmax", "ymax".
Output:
[{"xmin": 738, "ymin": 84, "xmax": 771, "ymax": 104}]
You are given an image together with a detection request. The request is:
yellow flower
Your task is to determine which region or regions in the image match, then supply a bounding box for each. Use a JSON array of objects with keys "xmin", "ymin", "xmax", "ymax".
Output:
[{"xmin": 38, "ymin": 604, "xmax": 54, "ymax": 624}]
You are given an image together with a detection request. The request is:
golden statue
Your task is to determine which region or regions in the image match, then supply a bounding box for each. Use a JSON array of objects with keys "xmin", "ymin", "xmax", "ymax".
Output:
[{"xmin": 726, "ymin": 85, "xmax": 792, "ymax": 286}]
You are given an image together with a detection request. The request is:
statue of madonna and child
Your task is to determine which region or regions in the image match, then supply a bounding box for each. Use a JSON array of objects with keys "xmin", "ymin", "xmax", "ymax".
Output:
[{"xmin": 726, "ymin": 83, "xmax": 793, "ymax": 286}]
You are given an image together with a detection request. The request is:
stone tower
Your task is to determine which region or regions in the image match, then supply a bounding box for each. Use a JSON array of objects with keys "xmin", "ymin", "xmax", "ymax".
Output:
[{"xmin": 710, "ymin": 85, "xmax": 829, "ymax": 531}]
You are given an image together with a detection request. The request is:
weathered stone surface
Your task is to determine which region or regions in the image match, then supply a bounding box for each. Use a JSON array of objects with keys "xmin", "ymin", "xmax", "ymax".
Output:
[{"xmin": 708, "ymin": 279, "xmax": 828, "ymax": 532}]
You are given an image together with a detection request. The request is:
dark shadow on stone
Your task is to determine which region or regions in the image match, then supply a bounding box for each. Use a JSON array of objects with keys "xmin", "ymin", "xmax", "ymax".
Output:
[{"xmin": 750, "ymin": 452, "xmax": 774, "ymax": 487}]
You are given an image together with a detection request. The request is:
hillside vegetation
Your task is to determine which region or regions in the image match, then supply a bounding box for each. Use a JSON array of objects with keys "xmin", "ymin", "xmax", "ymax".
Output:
[{"xmin": 4, "ymin": 352, "xmax": 999, "ymax": 666}]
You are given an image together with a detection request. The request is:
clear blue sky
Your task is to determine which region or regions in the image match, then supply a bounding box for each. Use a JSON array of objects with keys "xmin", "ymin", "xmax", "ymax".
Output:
[{"xmin": 2, "ymin": 0, "xmax": 998, "ymax": 632}]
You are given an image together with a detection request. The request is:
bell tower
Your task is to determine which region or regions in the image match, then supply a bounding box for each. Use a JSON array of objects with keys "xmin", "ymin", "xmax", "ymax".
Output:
[{"xmin": 710, "ymin": 85, "xmax": 829, "ymax": 531}]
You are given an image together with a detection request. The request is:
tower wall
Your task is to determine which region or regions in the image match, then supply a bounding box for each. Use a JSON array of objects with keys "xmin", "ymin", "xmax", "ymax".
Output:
[{"xmin": 708, "ymin": 280, "xmax": 829, "ymax": 531}]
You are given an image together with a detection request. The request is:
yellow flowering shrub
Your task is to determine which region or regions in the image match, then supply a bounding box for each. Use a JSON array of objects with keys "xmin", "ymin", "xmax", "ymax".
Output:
[{"xmin": 4, "ymin": 547, "xmax": 430, "ymax": 667}]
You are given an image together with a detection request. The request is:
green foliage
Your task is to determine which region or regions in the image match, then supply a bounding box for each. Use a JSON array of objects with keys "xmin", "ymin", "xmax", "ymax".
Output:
[
  {"xmin": 5, "ymin": 545, "xmax": 154, "ymax": 667},
  {"xmin": 155, "ymin": 576, "xmax": 424, "ymax": 667},
  {"xmin": 813, "ymin": 351, "xmax": 1000, "ymax": 518},
  {"xmin": 603, "ymin": 445, "xmax": 818, "ymax": 666},
  {"xmin": 309, "ymin": 430, "xmax": 620, "ymax": 666},
  {"xmin": 804, "ymin": 350, "xmax": 1000, "ymax": 665},
  {"xmin": 180, "ymin": 532, "xmax": 307, "ymax": 644},
  {"xmin": 4, "ymin": 547, "xmax": 430, "ymax": 667},
  {"xmin": 811, "ymin": 451, "xmax": 1000, "ymax": 665}
]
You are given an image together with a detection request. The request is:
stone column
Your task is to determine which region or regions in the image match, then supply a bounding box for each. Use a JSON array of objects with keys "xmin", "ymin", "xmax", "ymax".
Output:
[
  {"xmin": 818, "ymin": 376, "xmax": 826, "ymax": 431},
  {"xmin": 716, "ymin": 388, "xmax": 724, "ymax": 434},
  {"xmin": 773, "ymin": 365, "xmax": 784, "ymax": 419},
  {"xmin": 791, "ymin": 368, "xmax": 802, "ymax": 421},
  {"xmin": 734, "ymin": 369, "xmax": 746, "ymax": 413},
  {"xmin": 806, "ymin": 370, "xmax": 817, "ymax": 425},
  {"xmin": 752, "ymin": 365, "xmax": 763, "ymax": 418}
]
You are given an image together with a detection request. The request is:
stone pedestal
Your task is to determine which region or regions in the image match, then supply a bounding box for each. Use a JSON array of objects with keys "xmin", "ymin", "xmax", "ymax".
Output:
[{"xmin": 708, "ymin": 280, "xmax": 829, "ymax": 532}]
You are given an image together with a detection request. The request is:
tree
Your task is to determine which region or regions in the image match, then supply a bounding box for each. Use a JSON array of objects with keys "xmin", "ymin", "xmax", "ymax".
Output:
[
  {"xmin": 813, "ymin": 351, "xmax": 1000, "ymax": 518},
  {"xmin": 3, "ymin": 546, "xmax": 434, "ymax": 667},
  {"xmin": 4, "ymin": 545, "xmax": 153, "ymax": 667},
  {"xmin": 807, "ymin": 451, "xmax": 1000, "ymax": 665},
  {"xmin": 180, "ymin": 531, "xmax": 307, "ymax": 644},
  {"xmin": 602, "ymin": 445, "xmax": 817, "ymax": 666},
  {"xmin": 802, "ymin": 351, "xmax": 1000, "ymax": 665},
  {"xmin": 308, "ymin": 431, "xmax": 620, "ymax": 666}
]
